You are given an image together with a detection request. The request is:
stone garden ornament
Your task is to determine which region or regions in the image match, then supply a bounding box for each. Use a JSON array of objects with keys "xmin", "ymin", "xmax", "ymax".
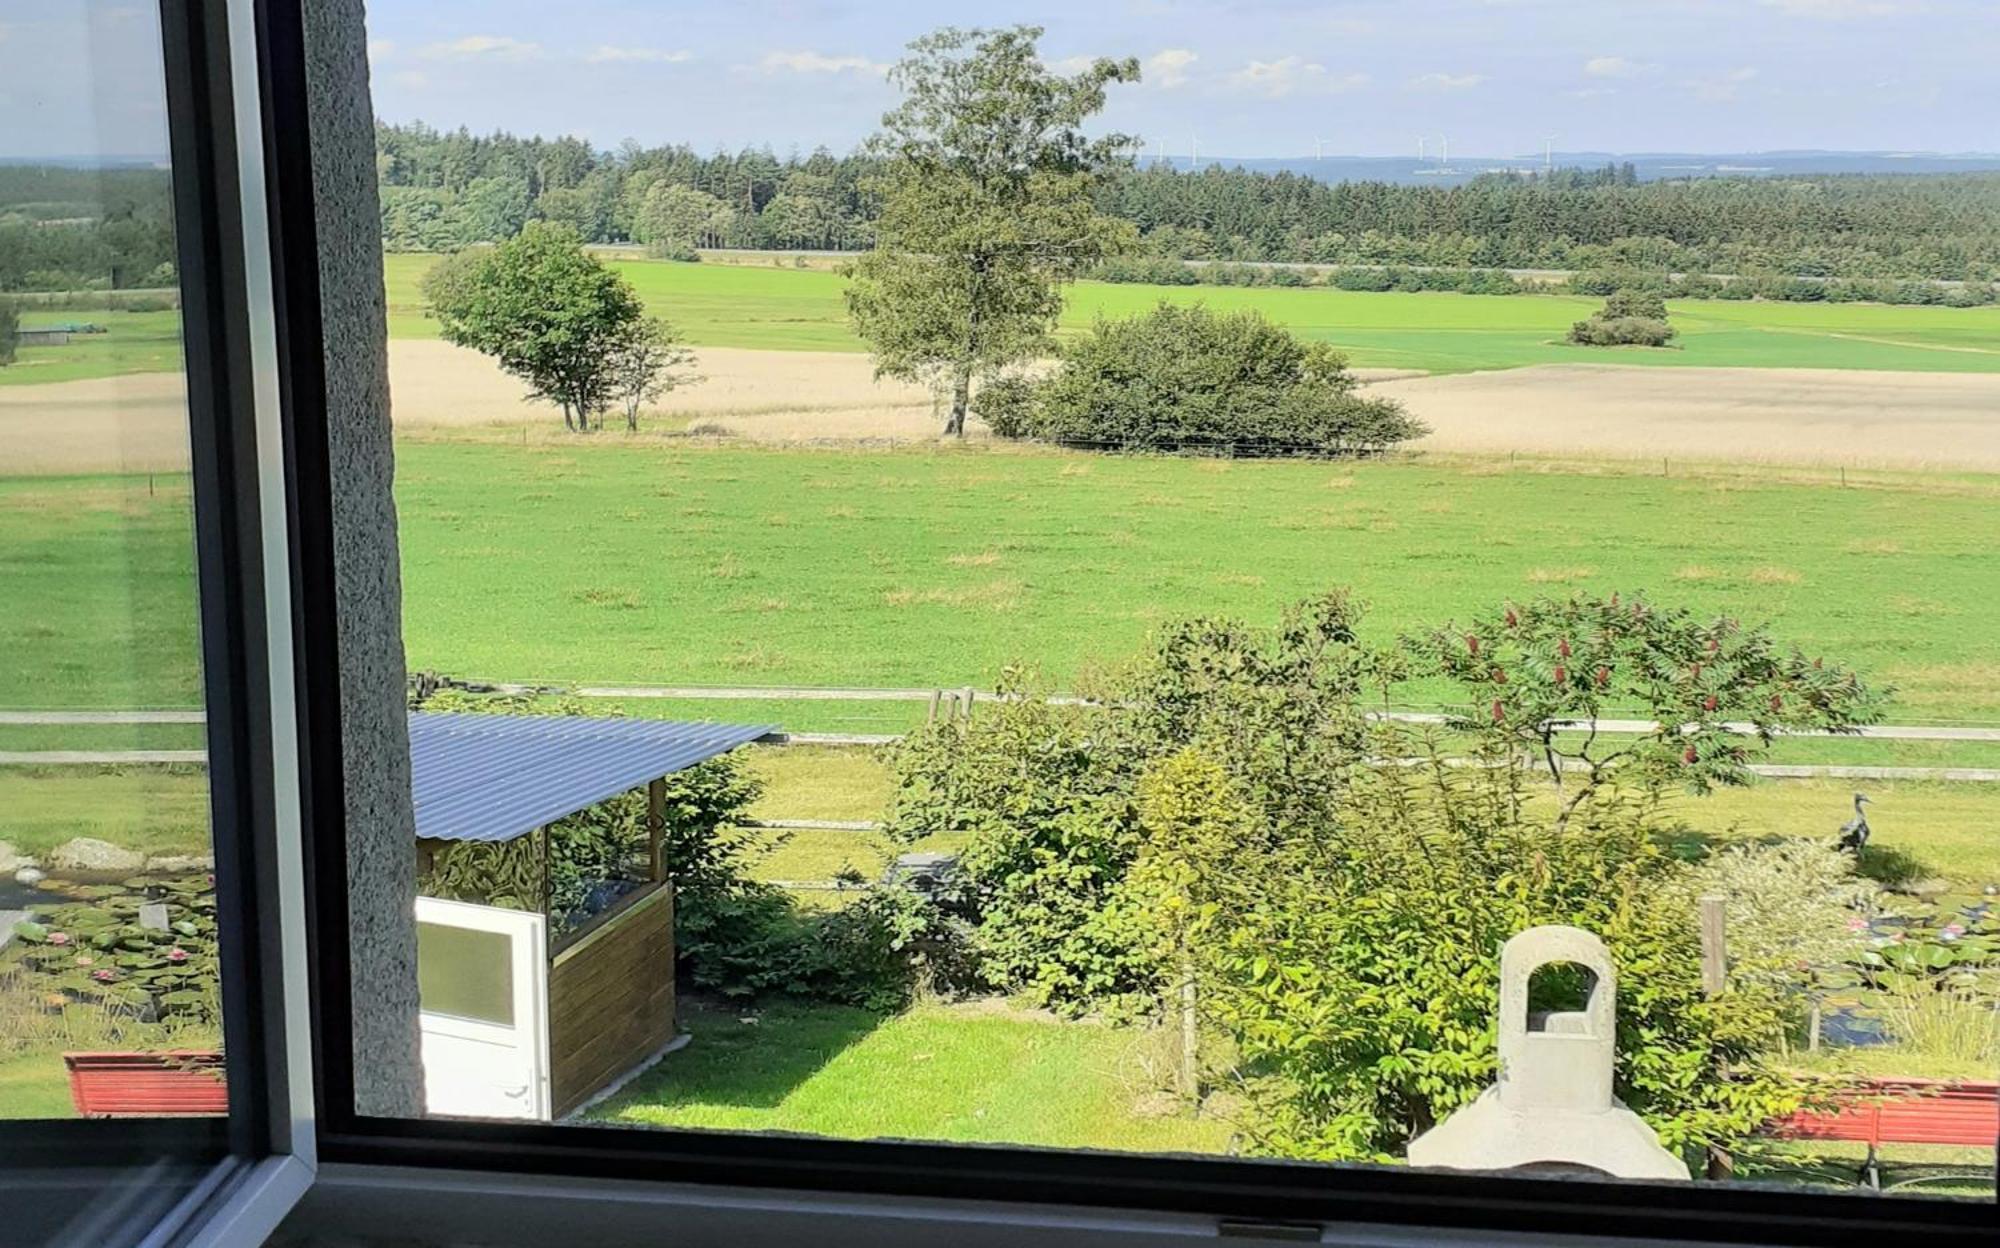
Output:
[{"xmin": 1408, "ymin": 925, "xmax": 1690, "ymax": 1181}]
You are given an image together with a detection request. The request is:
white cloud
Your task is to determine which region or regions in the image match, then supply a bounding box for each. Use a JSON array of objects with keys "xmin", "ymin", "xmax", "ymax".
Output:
[
  {"xmin": 1146, "ymin": 48, "xmax": 1198, "ymax": 89},
  {"xmin": 1584, "ymin": 56, "xmax": 1642, "ymax": 79},
  {"xmin": 760, "ymin": 50, "xmax": 887, "ymax": 76},
  {"xmin": 390, "ymin": 71, "xmax": 430, "ymax": 91},
  {"xmin": 367, "ymin": 39, "xmax": 395, "ymax": 61},
  {"xmin": 1047, "ymin": 55, "xmax": 1098, "ymax": 75},
  {"xmin": 586, "ymin": 46, "xmax": 692, "ymax": 64},
  {"xmin": 1227, "ymin": 57, "xmax": 1368, "ymax": 99},
  {"xmin": 1409, "ymin": 72, "xmax": 1487, "ymax": 91},
  {"xmin": 1760, "ymin": 0, "xmax": 1920, "ymax": 17},
  {"xmin": 419, "ymin": 35, "xmax": 542, "ymax": 62},
  {"xmin": 1687, "ymin": 66, "xmax": 1760, "ymax": 102}
]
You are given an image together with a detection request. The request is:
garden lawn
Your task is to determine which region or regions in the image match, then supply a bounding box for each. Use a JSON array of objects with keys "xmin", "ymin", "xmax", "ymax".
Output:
[
  {"xmin": 0, "ymin": 1054, "xmax": 77, "ymax": 1119},
  {"xmin": 380, "ymin": 253, "xmax": 2000, "ymax": 376},
  {"xmin": 590, "ymin": 998, "xmax": 1232, "ymax": 1154}
]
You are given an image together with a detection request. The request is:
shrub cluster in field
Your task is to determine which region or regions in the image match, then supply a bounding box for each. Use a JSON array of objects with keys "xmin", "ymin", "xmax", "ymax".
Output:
[
  {"xmin": 1088, "ymin": 256, "xmax": 1530, "ymax": 295},
  {"xmin": 1568, "ymin": 289, "xmax": 1678, "ymax": 348},
  {"xmin": 1087, "ymin": 258, "xmax": 2000, "ymax": 307},
  {"xmin": 975, "ymin": 304, "xmax": 1426, "ymax": 455},
  {"xmin": 878, "ymin": 590, "xmax": 1896, "ymax": 1163},
  {"xmin": 1569, "ymin": 267, "xmax": 1999, "ymax": 307}
]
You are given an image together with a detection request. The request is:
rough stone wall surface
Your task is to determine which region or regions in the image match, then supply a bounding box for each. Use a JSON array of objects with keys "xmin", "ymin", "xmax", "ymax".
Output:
[{"xmin": 306, "ymin": 0, "xmax": 425, "ymax": 1118}]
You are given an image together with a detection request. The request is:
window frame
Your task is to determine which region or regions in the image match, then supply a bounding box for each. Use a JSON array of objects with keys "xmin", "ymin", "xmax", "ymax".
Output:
[
  {"xmin": 0, "ymin": 1, "xmax": 316, "ymax": 1242},
  {"xmin": 250, "ymin": 2, "xmax": 1994, "ymax": 1243}
]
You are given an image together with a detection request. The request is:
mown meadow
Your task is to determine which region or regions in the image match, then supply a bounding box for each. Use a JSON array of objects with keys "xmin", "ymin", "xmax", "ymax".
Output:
[
  {"xmin": 381, "ymin": 253, "xmax": 2000, "ymax": 375},
  {"xmin": 8, "ymin": 446, "xmax": 1999, "ymax": 723}
]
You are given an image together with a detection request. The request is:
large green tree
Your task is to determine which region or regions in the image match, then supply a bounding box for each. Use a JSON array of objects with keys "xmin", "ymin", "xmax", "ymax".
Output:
[
  {"xmin": 0, "ymin": 305, "xmax": 17, "ymax": 367},
  {"xmin": 422, "ymin": 222, "xmax": 643, "ymax": 431},
  {"xmin": 846, "ymin": 26, "xmax": 1139, "ymax": 436}
]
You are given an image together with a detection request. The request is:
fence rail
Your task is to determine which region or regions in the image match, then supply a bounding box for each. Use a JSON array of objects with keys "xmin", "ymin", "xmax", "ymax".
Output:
[{"xmin": 11, "ymin": 687, "xmax": 1999, "ymax": 740}]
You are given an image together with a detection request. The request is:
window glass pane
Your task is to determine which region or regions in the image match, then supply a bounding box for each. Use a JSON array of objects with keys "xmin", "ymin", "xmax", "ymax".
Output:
[
  {"xmin": 417, "ymin": 921, "xmax": 517, "ymax": 1026},
  {"xmin": 356, "ymin": 0, "xmax": 1994, "ymax": 1203},
  {"xmin": 0, "ymin": 5, "xmax": 222, "ymax": 1126}
]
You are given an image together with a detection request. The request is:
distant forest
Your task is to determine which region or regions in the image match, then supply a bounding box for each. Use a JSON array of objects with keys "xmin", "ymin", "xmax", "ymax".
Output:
[
  {"xmin": 7, "ymin": 124, "xmax": 2000, "ymax": 293},
  {"xmin": 0, "ymin": 165, "xmax": 177, "ymax": 292},
  {"xmin": 373, "ymin": 121, "xmax": 2000, "ymax": 284}
]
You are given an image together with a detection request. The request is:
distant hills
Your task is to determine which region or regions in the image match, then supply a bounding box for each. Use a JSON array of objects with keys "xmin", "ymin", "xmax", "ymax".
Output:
[{"xmin": 1138, "ymin": 150, "xmax": 2000, "ymax": 187}]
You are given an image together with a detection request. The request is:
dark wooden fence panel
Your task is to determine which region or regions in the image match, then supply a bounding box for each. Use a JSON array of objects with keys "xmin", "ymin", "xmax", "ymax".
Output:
[{"xmin": 547, "ymin": 883, "xmax": 675, "ymax": 1117}]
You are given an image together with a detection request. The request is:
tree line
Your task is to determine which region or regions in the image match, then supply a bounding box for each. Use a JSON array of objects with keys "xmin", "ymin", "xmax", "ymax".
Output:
[
  {"xmin": 372, "ymin": 119, "xmax": 2000, "ymax": 283},
  {"xmin": 0, "ymin": 166, "xmax": 177, "ymax": 292}
]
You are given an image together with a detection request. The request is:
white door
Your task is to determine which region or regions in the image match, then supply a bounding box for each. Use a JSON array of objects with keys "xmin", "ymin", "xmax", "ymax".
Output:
[{"xmin": 415, "ymin": 895, "xmax": 551, "ymax": 1121}]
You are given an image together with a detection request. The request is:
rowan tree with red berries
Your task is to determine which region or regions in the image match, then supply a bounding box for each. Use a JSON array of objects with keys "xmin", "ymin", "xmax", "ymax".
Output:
[{"xmin": 1405, "ymin": 592, "xmax": 1886, "ymax": 831}]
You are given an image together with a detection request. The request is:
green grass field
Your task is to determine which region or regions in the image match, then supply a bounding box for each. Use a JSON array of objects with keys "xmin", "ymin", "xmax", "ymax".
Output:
[
  {"xmin": 0, "ymin": 309, "xmax": 183, "ymax": 386},
  {"xmin": 384, "ymin": 442, "xmax": 2000, "ymax": 723},
  {"xmin": 380, "ymin": 253, "xmax": 2000, "ymax": 375},
  {"xmin": 8, "ymin": 449, "xmax": 1999, "ymax": 723}
]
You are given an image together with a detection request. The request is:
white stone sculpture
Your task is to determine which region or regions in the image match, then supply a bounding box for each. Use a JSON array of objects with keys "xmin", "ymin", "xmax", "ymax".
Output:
[{"xmin": 1407, "ymin": 924, "xmax": 1690, "ymax": 1181}]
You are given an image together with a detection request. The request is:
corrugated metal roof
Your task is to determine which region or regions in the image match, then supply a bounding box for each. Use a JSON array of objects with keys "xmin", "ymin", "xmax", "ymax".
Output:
[{"xmin": 408, "ymin": 713, "xmax": 774, "ymax": 843}]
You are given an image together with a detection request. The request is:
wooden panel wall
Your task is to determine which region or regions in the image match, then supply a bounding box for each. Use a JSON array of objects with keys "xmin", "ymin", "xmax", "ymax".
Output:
[{"xmin": 547, "ymin": 884, "xmax": 676, "ymax": 1118}]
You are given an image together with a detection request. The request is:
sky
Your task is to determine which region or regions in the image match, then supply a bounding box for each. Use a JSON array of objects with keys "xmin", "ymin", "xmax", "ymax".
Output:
[{"xmin": 2, "ymin": 1, "xmax": 1998, "ymax": 161}]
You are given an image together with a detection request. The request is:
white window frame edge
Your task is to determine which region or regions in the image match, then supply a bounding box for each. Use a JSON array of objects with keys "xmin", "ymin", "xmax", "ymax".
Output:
[
  {"xmin": 164, "ymin": 0, "xmax": 319, "ymax": 1241},
  {"xmin": 296, "ymin": 1165, "xmax": 1732, "ymax": 1248}
]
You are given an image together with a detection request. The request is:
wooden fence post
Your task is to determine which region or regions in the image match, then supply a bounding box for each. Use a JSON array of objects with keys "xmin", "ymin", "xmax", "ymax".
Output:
[
  {"xmin": 1698, "ymin": 893, "xmax": 1734, "ymax": 1180},
  {"xmin": 1699, "ymin": 895, "xmax": 1727, "ymax": 997},
  {"xmin": 647, "ymin": 777, "xmax": 668, "ymax": 883},
  {"xmin": 1178, "ymin": 951, "xmax": 1199, "ymax": 1102}
]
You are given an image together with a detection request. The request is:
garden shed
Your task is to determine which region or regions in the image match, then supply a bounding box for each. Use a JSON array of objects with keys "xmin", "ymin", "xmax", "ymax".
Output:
[{"xmin": 407, "ymin": 712, "xmax": 771, "ymax": 1120}]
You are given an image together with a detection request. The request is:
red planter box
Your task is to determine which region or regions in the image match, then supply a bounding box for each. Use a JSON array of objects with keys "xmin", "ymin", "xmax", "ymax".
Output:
[{"xmin": 63, "ymin": 1051, "xmax": 228, "ymax": 1118}]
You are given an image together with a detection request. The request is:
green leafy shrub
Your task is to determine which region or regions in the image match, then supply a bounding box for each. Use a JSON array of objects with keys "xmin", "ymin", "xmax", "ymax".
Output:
[
  {"xmin": 1189, "ymin": 735, "xmax": 1818, "ymax": 1163},
  {"xmin": 1403, "ymin": 591, "xmax": 1884, "ymax": 817},
  {"xmin": 986, "ymin": 304, "xmax": 1426, "ymax": 455},
  {"xmin": 1568, "ymin": 289, "xmax": 1677, "ymax": 347},
  {"xmin": 885, "ymin": 672, "xmax": 1154, "ymax": 1012},
  {"xmin": 887, "ymin": 590, "xmax": 1879, "ymax": 1162}
]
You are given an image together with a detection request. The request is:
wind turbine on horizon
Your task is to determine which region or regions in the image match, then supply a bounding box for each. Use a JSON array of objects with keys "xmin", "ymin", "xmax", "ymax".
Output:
[{"xmin": 1544, "ymin": 133, "xmax": 1558, "ymax": 173}]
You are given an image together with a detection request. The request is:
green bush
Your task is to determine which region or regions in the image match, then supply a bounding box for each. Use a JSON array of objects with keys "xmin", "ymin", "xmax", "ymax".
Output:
[
  {"xmin": 1568, "ymin": 315, "xmax": 1676, "ymax": 347},
  {"xmin": 1183, "ymin": 738, "xmax": 1821, "ymax": 1162},
  {"xmin": 887, "ymin": 591, "xmax": 1878, "ymax": 1162},
  {"xmin": 987, "ymin": 303, "xmax": 1426, "ymax": 455},
  {"xmin": 1568, "ymin": 289, "xmax": 1677, "ymax": 347}
]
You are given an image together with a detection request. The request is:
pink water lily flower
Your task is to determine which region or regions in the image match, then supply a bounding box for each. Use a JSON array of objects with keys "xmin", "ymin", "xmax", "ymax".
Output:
[
  {"xmin": 74, "ymin": 955, "xmax": 94, "ymax": 967},
  {"xmin": 1844, "ymin": 916, "xmax": 1868, "ymax": 932},
  {"xmin": 47, "ymin": 932, "xmax": 70, "ymax": 946},
  {"xmin": 91, "ymin": 969, "xmax": 117, "ymax": 983},
  {"xmin": 166, "ymin": 948, "xmax": 190, "ymax": 964}
]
